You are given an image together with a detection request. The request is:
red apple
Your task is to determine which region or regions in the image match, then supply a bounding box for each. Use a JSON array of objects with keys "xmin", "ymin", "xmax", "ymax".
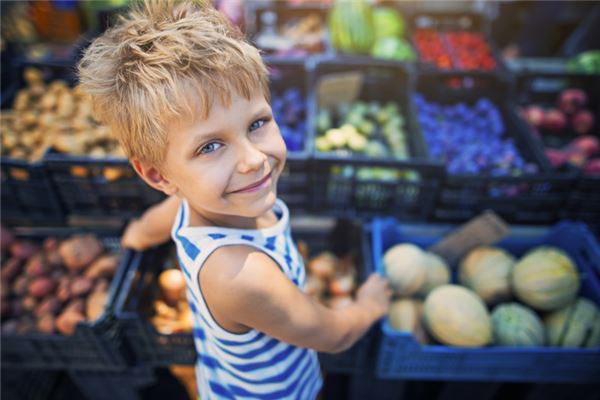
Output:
[
  {"xmin": 559, "ymin": 88, "xmax": 587, "ymax": 114},
  {"xmin": 572, "ymin": 110, "xmax": 595, "ymax": 135},
  {"xmin": 545, "ymin": 148, "xmax": 567, "ymax": 168},
  {"xmin": 569, "ymin": 136, "xmax": 600, "ymax": 157},
  {"xmin": 543, "ymin": 109, "xmax": 567, "ymax": 132}
]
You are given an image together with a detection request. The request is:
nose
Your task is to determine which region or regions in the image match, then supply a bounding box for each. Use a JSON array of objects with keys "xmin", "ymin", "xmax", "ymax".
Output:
[{"xmin": 236, "ymin": 140, "xmax": 267, "ymax": 174}]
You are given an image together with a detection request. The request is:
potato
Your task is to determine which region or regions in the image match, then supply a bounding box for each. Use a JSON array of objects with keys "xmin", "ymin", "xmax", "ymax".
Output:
[
  {"xmin": 25, "ymin": 254, "xmax": 50, "ymax": 278},
  {"xmin": 56, "ymin": 276, "xmax": 72, "ymax": 302},
  {"xmin": 64, "ymin": 298, "xmax": 85, "ymax": 315},
  {"xmin": 70, "ymin": 277, "xmax": 93, "ymax": 297},
  {"xmin": 85, "ymin": 254, "xmax": 119, "ymax": 280},
  {"xmin": 1, "ymin": 258, "xmax": 22, "ymax": 282},
  {"xmin": 22, "ymin": 296, "xmax": 37, "ymax": 312},
  {"xmin": 12, "ymin": 274, "xmax": 29, "ymax": 297},
  {"xmin": 35, "ymin": 297, "xmax": 62, "ymax": 317},
  {"xmin": 43, "ymin": 237, "xmax": 59, "ymax": 253},
  {"xmin": 154, "ymin": 299, "xmax": 178, "ymax": 320},
  {"xmin": 86, "ymin": 286, "xmax": 108, "ymax": 321},
  {"xmin": 56, "ymin": 310, "xmax": 85, "ymax": 336},
  {"xmin": 159, "ymin": 269, "xmax": 186, "ymax": 305},
  {"xmin": 28, "ymin": 277, "xmax": 56, "ymax": 298},
  {"xmin": 13, "ymin": 90, "xmax": 30, "ymax": 111},
  {"xmin": 23, "ymin": 68, "xmax": 43, "ymax": 85},
  {"xmin": 37, "ymin": 314, "xmax": 56, "ymax": 334},
  {"xmin": 56, "ymin": 92, "xmax": 74, "ymax": 117},
  {"xmin": 16, "ymin": 318, "xmax": 35, "ymax": 334},
  {"xmin": 59, "ymin": 235, "xmax": 104, "ymax": 272}
]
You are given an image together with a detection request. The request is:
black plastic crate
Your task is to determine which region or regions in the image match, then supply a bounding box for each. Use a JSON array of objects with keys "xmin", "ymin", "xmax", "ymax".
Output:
[
  {"xmin": 1, "ymin": 158, "xmax": 65, "ymax": 225},
  {"xmin": 44, "ymin": 153, "xmax": 166, "ymax": 219},
  {"xmin": 265, "ymin": 57, "xmax": 312, "ymax": 213},
  {"xmin": 414, "ymin": 72, "xmax": 574, "ymax": 224},
  {"xmin": 309, "ymin": 56, "xmax": 445, "ymax": 221},
  {"xmin": 0, "ymin": 227, "xmax": 131, "ymax": 370},
  {"xmin": 514, "ymin": 71, "xmax": 600, "ymax": 229},
  {"xmin": 115, "ymin": 219, "xmax": 372, "ymax": 373},
  {"xmin": 409, "ymin": 11, "xmax": 507, "ymax": 75}
]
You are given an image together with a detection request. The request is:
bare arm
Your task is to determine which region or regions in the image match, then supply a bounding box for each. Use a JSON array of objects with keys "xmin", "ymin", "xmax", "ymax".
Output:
[
  {"xmin": 121, "ymin": 195, "xmax": 181, "ymax": 250},
  {"xmin": 201, "ymin": 246, "xmax": 392, "ymax": 353}
]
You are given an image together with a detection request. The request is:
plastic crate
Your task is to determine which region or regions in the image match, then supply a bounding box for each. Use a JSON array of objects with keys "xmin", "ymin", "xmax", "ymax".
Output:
[
  {"xmin": 409, "ymin": 11, "xmax": 507, "ymax": 75},
  {"xmin": 371, "ymin": 219, "xmax": 600, "ymax": 383},
  {"xmin": 45, "ymin": 153, "xmax": 166, "ymax": 219},
  {"xmin": 0, "ymin": 227, "xmax": 131, "ymax": 370},
  {"xmin": 68, "ymin": 365, "xmax": 155, "ymax": 400},
  {"xmin": 115, "ymin": 219, "xmax": 371, "ymax": 373},
  {"xmin": 309, "ymin": 56, "xmax": 445, "ymax": 221},
  {"xmin": 514, "ymin": 71, "xmax": 600, "ymax": 231},
  {"xmin": 264, "ymin": 57, "xmax": 312, "ymax": 213},
  {"xmin": 414, "ymin": 72, "xmax": 574, "ymax": 225},
  {"xmin": 1, "ymin": 157, "xmax": 65, "ymax": 225}
]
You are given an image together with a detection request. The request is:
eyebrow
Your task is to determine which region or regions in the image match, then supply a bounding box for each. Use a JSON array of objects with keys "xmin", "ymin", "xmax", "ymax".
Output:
[{"xmin": 190, "ymin": 105, "xmax": 272, "ymax": 147}]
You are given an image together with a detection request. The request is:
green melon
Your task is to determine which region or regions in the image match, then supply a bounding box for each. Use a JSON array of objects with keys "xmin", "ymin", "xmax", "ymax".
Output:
[
  {"xmin": 423, "ymin": 285, "xmax": 492, "ymax": 347},
  {"xmin": 459, "ymin": 246, "xmax": 515, "ymax": 306},
  {"xmin": 511, "ymin": 246, "xmax": 580, "ymax": 311},
  {"xmin": 491, "ymin": 303, "xmax": 545, "ymax": 346},
  {"xmin": 545, "ymin": 297, "xmax": 600, "ymax": 348}
]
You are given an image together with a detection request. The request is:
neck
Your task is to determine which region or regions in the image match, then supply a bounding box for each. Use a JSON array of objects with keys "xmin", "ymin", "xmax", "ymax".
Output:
[{"xmin": 187, "ymin": 204, "xmax": 277, "ymax": 230}]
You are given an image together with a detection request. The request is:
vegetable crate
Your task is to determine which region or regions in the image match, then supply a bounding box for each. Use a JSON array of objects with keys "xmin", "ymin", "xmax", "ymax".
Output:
[
  {"xmin": 114, "ymin": 219, "xmax": 372, "ymax": 373},
  {"xmin": 416, "ymin": 72, "xmax": 574, "ymax": 225},
  {"xmin": 309, "ymin": 57, "xmax": 445, "ymax": 221},
  {"xmin": 1, "ymin": 228, "xmax": 131, "ymax": 370},
  {"xmin": 371, "ymin": 219, "xmax": 600, "ymax": 383},
  {"xmin": 514, "ymin": 71, "xmax": 600, "ymax": 233},
  {"xmin": 45, "ymin": 153, "xmax": 165, "ymax": 219},
  {"xmin": 409, "ymin": 11, "xmax": 507, "ymax": 76},
  {"xmin": 265, "ymin": 57, "xmax": 312, "ymax": 213},
  {"xmin": 1, "ymin": 158, "xmax": 65, "ymax": 225}
]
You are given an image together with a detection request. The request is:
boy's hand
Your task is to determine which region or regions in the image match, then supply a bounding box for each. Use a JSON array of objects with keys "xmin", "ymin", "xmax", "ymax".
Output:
[{"xmin": 356, "ymin": 273, "xmax": 392, "ymax": 320}]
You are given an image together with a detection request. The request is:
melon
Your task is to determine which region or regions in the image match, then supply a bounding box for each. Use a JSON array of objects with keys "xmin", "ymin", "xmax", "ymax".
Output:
[
  {"xmin": 459, "ymin": 246, "xmax": 515, "ymax": 305},
  {"xmin": 545, "ymin": 297, "xmax": 600, "ymax": 348},
  {"xmin": 491, "ymin": 303, "xmax": 545, "ymax": 346},
  {"xmin": 383, "ymin": 243, "xmax": 427, "ymax": 296},
  {"xmin": 423, "ymin": 284, "xmax": 492, "ymax": 347},
  {"xmin": 388, "ymin": 299, "xmax": 428, "ymax": 344},
  {"xmin": 511, "ymin": 246, "xmax": 580, "ymax": 311},
  {"xmin": 418, "ymin": 252, "xmax": 450, "ymax": 297}
]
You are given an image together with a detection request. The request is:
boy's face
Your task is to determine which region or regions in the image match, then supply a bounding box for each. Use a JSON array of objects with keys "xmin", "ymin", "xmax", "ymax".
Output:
[{"xmin": 161, "ymin": 87, "xmax": 287, "ymax": 224}]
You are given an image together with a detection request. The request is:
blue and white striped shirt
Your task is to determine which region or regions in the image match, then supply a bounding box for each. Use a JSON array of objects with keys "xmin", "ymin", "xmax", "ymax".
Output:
[{"xmin": 171, "ymin": 198, "xmax": 323, "ymax": 399}]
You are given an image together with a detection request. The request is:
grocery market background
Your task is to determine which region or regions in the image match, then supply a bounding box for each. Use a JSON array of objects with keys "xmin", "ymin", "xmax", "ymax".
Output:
[{"xmin": 1, "ymin": 1, "xmax": 599, "ymax": 399}]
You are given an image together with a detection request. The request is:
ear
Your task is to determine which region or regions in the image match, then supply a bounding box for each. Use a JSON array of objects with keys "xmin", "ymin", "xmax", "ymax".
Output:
[{"xmin": 131, "ymin": 159, "xmax": 178, "ymax": 196}]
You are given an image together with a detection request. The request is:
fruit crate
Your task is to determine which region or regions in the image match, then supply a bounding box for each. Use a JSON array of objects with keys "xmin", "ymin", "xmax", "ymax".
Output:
[
  {"xmin": 264, "ymin": 57, "xmax": 312, "ymax": 213},
  {"xmin": 114, "ymin": 219, "xmax": 372, "ymax": 373},
  {"xmin": 1, "ymin": 157, "xmax": 65, "ymax": 225},
  {"xmin": 514, "ymin": 71, "xmax": 600, "ymax": 234},
  {"xmin": 1, "ymin": 227, "xmax": 131, "ymax": 370},
  {"xmin": 68, "ymin": 365, "xmax": 155, "ymax": 400},
  {"xmin": 309, "ymin": 56, "xmax": 445, "ymax": 221},
  {"xmin": 44, "ymin": 152, "xmax": 166, "ymax": 220},
  {"xmin": 371, "ymin": 218, "xmax": 600, "ymax": 383},
  {"xmin": 414, "ymin": 72, "xmax": 574, "ymax": 225},
  {"xmin": 409, "ymin": 11, "xmax": 507, "ymax": 75}
]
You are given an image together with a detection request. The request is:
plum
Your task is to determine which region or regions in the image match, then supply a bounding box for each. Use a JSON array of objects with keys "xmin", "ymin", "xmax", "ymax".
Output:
[
  {"xmin": 522, "ymin": 105, "xmax": 545, "ymax": 128},
  {"xmin": 545, "ymin": 149, "xmax": 567, "ymax": 168},
  {"xmin": 569, "ymin": 136, "xmax": 600, "ymax": 157},
  {"xmin": 543, "ymin": 109, "xmax": 567, "ymax": 132}
]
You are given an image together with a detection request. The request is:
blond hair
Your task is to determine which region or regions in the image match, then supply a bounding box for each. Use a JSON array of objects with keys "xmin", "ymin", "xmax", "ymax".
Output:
[{"xmin": 78, "ymin": 0, "xmax": 269, "ymax": 165}]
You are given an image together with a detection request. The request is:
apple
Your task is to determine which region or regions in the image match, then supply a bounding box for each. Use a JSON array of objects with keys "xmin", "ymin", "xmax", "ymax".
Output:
[
  {"xmin": 583, "ymin": 159, "xmax": 600, "ymax": 175},
  {"xmin": 558, "ymin": 88, "xmax": 587, "ymax": 114},
  {"xmin": 572, "ymin": 110, "xmax": 595, "ymax": 135},
  {"xmin": 545, "ymin": 148, "xmax": 567, "ymax": 168},
  {"xmin": 569, "ymin": 136, "xmax": 600, "ymax": 157},
  {"xmin": 523, "ymin": 105, "xmax": 545, "ymax": 128},
  {"xmin": 543, "ymin": 109, "xmax": 567, "ymax": 132}
]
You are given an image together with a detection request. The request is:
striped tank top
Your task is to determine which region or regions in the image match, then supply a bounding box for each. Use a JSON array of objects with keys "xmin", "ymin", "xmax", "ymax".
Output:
[{"xmin": 171, "ymin": 198, "xmax": 323, "ymax": 399}]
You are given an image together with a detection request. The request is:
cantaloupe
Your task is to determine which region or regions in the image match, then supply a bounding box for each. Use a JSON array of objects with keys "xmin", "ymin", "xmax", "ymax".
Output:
[
  {"xmin": 418, "ymin": 252, "xmax": 450, "ymax": 297},
  {"xmin": 459, "ymin": 246, "xmax": 515, "ymax": 305},
  {"xmin": 423, "ymin": 284, "xmax": 492, "ymax": 347},
  {"xmin": 511, "ymin": 246, "xmax": 580, "ymax": 311},
  {"xmin": 388, "ymin": 299, "xmax": 428, "ymax": 344},
  {"xmin": 491, "ymin": 303, "xmax": 545, "ymax": 346},
  {"xmin": 383, "ymin": 243, "xmax": 427, "ymax": 296}
]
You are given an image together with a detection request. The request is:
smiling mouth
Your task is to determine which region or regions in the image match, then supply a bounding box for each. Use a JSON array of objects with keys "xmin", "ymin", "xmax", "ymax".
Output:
[{"xmin": 230, "ymin": 171, "xmax": 273, "ymax": 193}]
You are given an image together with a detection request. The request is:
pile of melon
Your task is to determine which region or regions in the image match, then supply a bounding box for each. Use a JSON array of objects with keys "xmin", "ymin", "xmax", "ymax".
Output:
[{"xmin": 383, "ymin": 243, "xmax": 600, "ymax": 348}]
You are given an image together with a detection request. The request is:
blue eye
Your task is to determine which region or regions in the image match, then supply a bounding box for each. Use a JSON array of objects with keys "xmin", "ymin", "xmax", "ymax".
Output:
[
  {"xmin": 199, "ymin": 142, "xmax": 222, "ymax": 155},
  {"xmin": 249, "ymin": 119, "xmax": 267, "ymax": 132}
]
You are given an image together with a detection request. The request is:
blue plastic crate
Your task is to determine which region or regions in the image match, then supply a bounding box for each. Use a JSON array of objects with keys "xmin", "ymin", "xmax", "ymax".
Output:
[{"xmin": 371, "ymin": 219, "xmax": 600, "ymax": 383}]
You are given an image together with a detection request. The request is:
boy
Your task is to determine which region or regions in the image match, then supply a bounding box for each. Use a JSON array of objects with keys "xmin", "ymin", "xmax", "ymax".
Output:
[{"xmin": 78, "ymin": 1, "xmax": 391, "ymax": 398}]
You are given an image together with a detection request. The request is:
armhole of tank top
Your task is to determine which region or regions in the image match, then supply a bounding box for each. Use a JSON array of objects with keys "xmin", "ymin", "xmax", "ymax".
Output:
[{"xmin": 190, "ymin": 239, "xmax": 291, "ymax": 338}]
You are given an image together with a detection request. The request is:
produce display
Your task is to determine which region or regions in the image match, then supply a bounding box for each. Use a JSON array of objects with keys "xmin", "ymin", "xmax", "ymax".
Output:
[
  {"xmin": 315, "ymin": 101, "xmax": 410, "ymax": 160},
  {"xmin": 302, "ymin": 241, "xmax": 359, "ymax": 309},
  {"xmin": 272, "ymin": 87, "xmax": 306, "ymax": 152},
  {"xmin": 0, "ymin": 67, "xmax": 123, "ymax": 161},
  {"xmin": 1, "ymin": 226, "xmax": 120, "ymax": 335},
  {"xmin": 413, "ymin": 94, "xmax": 539, "ymax": 176},
  {"xmin": 254, "ymin": 11, "xmax": 326, "ymax": 56},
  {"xmin": 383, "ymin": 237, "xmax": 600, "ymax": 349},
  {"xmin": 151, "ymin": 268, "xmax": 193, "ymax": 335},
  {"xmin": 519, "ymin": 88, "xmax": 599, "ymax": 175},
  {"xmin": 413, "ymin": 29, "xmax": 496, "ymax": 71}
]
